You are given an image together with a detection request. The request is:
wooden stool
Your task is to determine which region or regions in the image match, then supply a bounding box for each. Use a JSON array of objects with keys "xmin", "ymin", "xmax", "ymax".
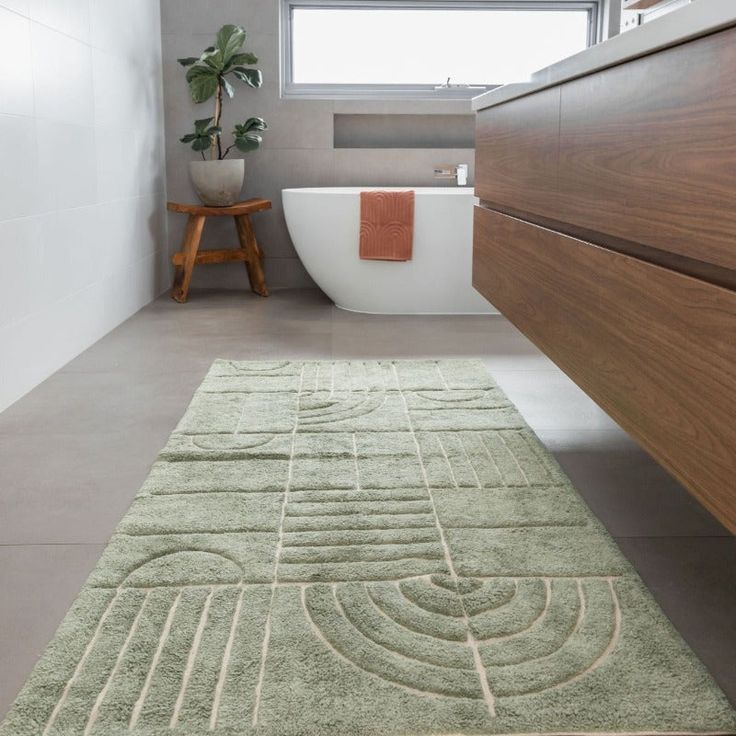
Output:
[{"xmin": 167, "ymin": 198, "xmax": 272, "ymax": 303}]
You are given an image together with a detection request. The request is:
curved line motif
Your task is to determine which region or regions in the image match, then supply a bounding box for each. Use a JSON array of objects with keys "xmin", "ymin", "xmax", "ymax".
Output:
[
  {"xmin": 119, "ymin": 550, "xmax": 244, "ymax": 588},
  {"xmin": 299, "ymin": 393, "xmax": 368, "ymax": 415},
  {"xmin": 224, "ymin": 360, "xmax": 293, "ymax": 374},
  {"xmin": 366, "ymin": 584, "xmax": 467, "ymax": 642},
  {"xmin": 476, "ymin": 579, "xmax": 552, "ymax": 644},
  {"xmin": 533, "ymin": 578, "xmax": 621, "ymax": 696},
  {"xmin": 469, "ymin": 579, "xmax": 549, "ymax": 639},
  {"xmin": 340, "ymin": 584, "xmax": 474, "ymax": 671},
  {"xmin": 190, "ymin": 434, "xmax": 281, "ymax": 452},
  {"xmin": 497, "ymin": 580, "xmax": 586, "ymax": 671},
  {"xmin": 428, "ymin": 574, "xmax": 459, "ymax": 592},
  {"xmin": 481, "ymin": 580, "xmax": 586, "ymax": 670},
  {"xmin": 399, "ymin": 578, "xmax": 465, "ymax": 619},
  {"xmin": 298, "ymin": 393, "xmax": 388, "ymax": 425},
  {"xmin": 490, "ymin": 579, "xmax": 621, "ymax": 698},
  {"xmin": 397, "ymin": 580, "xmax": 464, "ymax": 619},
  {"xmin": 461, "ymin": 579, "xmax": 518, "ymax": 617},
  {"xmin": 303, "ymin": 576, "xmax": 623, "ymax": 709},
  {"xmin": 302, "ymin": 585, "xmax": 481, "ymax": 701}
]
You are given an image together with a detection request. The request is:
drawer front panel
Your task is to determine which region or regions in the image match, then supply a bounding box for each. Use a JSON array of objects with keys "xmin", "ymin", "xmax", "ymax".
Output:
[
  {"xmin": 473, "ymin": 205, "xmax": 736, "ymax": 531},
  {"xmin": 556, "ymin": 26, "xmax": 736, "ymax": 273},
  {"xmin": 475, "ymin": 87, "xmax": 561, "ymax": 219}
]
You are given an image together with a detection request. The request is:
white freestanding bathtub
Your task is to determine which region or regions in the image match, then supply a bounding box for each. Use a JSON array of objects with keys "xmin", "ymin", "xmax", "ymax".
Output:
[{"xmin": 282, "ymin": 187, "xmax": 496, "ymax": 314}]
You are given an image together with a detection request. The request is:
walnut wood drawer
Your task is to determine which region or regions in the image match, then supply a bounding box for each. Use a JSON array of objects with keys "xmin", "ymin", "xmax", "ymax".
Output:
[
  {"xmin": 474, "ymin": 87, "xmax": 561, "ymax": 220},
  {"xmin": 555, "ymin": 25, "xmax": 736, "ymax": 274},
  {"xmin": 473, "ymin": 206, "xmax": 736, "ymax": 531},
  {"xmin": 474, "ymin": 26, "xmax": 736, "ymax": 279}
]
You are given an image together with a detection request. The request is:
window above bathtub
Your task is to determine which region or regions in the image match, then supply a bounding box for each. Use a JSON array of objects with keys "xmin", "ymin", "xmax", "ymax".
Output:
[{"xmin": 280, "ymin": 0, "xmax": 601, "ymax": 100}]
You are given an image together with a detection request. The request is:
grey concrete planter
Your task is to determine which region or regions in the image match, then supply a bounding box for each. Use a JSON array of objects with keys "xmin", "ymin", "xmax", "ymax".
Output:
[{"xmin": 189, "ymin": 159, "xmax": 244, "ymax": 206}]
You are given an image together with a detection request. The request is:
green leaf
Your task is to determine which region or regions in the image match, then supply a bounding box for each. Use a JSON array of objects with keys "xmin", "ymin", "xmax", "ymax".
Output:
[
  {"xmin": 232, "ymin": 67, "xmax": 263, "ymax": 88},
  {"xmin": 186, "ymin": 65, "xmax": 219, "ymax": 103},
  {"xmin": 234, "ymin": 131, "xmax": 263, "ymax": 152},
  {"xmin": 191, "ymin": 136, "xmax": 212, "ymax": 152},
  {"xmin": 216, "ymin": 24, "xmax": 246, "ymax": 65},
  {"xmin": 193, "ymin": 117, "xmax": 214, "ymax": 133},
  {"xmin": 243, "ymin": 116, "xmax": 268, "ymax": 132},
  {"xmin": 200, "ymin": 48, "xmax": 224, "ymax": 72},
  {"xmin": 177, "ymin": 56, "xmax": 199, "ymax": 67},
  {"xmin": 221, "ymin": 77, "xmax": 235, "ymax": 99},
  {"xmin": 227, "ymin": 52, "xmax": 258, "ymax": 68},
  {"xmin": 181, "ymin": 117, "xmax": 219, "ymax": 153}
]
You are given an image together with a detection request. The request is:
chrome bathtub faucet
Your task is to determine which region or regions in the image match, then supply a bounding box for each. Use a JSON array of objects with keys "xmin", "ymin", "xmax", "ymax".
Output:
[{"xmin": 433, "ymin": 164, "xmax": 469, "ymax": 186}]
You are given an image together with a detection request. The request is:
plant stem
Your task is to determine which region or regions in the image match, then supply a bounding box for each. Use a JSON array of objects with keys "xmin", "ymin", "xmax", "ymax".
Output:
[{"xmin": 213, "ymin": 81, "xmax": 224, "ymax": 160}]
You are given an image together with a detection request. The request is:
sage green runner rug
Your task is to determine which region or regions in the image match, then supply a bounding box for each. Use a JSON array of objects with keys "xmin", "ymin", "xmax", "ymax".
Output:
[{"xmin": 2, "ymin": 360, "xmax": 734, "ymax": 736}]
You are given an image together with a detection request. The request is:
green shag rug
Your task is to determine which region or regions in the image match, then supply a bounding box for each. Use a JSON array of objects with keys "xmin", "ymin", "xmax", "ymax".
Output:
[{"xmin": 2, "ymin": 360, "xmax": 735, "ymax": 736}]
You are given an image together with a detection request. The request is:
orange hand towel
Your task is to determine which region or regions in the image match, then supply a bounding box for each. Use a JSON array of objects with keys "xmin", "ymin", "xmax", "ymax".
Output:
[{"xmin": 359, "ymin": 190, "xmax": 415, "ymax": 261}]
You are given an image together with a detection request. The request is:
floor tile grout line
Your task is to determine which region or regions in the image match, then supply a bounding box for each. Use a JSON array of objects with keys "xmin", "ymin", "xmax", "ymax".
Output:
[{"xmin": 0, "ymin": 542, "xmax": 108, "ymax": 548}]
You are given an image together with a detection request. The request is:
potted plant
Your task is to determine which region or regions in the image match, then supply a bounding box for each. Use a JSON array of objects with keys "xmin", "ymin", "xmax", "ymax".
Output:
[{"xmin": 178, "ymin": 24, "xmax": 268, "ymax": 206}]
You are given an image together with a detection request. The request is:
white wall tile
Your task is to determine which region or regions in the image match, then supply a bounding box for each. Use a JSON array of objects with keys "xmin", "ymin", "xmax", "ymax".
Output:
[
  {"xmin": 0, "ymin": 7, "xmax": 34, "ymax": 116},
  {"xmin": 0, "ymin": 114, "xmax": 39, "ymax": 221},
  {"xmin": 28, "ymin": 0, "xmax": 90, "ymax": 42},
  {"xmin": 138, "ymin": 134, "xmax": 166, "ymax": 196},
  {"xmin": 94, "ymin": 198, "xmax": 148, "ymax": 276},
  {"xmin": 135, "ymin": 194, "xmax": 168, "ymax": 260},
  {"xmin": 0, "ymin": 0, "xmax": 167, "ymax": 412},
  {"xmin": 31, "ymin": 22, "xmax": 93, "ymax": 124},
  {"xmin": 0, "ymin": 0, "xmax": 29, "ymax": 15},
  {"xmin": 95, "ymin": 127, "xmax": 141, "ymax": 202},
  {"xmin": 35, "ymin": 119, "xmax": 97, "ymax": 211},
  {"xmin": 0, "ymin": 216, "xmax": 42, "ymax": 327},
  {"xmin": 92, "ymin": 48, "xmax": 145, "ymax": 129},
  {"xmin": 90, "ymin": 0, "xmax": 160, "ymax": 61},
  {"xmin": 38, "ymin": 205, "xmax": 101, "ymax": 304}
]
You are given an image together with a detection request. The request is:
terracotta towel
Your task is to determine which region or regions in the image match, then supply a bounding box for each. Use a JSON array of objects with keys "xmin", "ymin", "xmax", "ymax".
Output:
[{"xmin": 359, "ymin": 190, "xmax": 415, "ymax": 261}]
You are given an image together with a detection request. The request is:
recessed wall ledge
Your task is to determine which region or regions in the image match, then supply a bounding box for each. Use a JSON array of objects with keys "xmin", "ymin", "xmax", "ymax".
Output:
[{"xmin": 472, "ymin": 0, "xmax": 736, "ymax": 111}]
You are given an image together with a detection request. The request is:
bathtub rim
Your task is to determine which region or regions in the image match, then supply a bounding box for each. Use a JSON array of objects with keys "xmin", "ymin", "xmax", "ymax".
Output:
[{"xmin": 283, "ymin": 186, "xmax": 477, "ymax": 198}]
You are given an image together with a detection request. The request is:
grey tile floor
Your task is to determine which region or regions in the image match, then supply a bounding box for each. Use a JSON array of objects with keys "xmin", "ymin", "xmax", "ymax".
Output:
[{"xmin": 0, "ymin": 288, "xmax": 734, "ymax": 718}]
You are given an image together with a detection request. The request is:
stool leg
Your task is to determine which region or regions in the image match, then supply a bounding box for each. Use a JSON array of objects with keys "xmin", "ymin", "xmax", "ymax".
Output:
[
  {"xmin": 171, "ymin": 214, "xmax": 205, "ymax": 303},
  {"xmin": 234, "ymin": 214, "xmax": 268, "ymax": 297}
]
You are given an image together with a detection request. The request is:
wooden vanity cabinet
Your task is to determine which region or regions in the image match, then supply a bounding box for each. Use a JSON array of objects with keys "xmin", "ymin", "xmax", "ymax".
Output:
[{"xmin": 473, "ymin": 25, "xmax": 736, "ymax": 531}]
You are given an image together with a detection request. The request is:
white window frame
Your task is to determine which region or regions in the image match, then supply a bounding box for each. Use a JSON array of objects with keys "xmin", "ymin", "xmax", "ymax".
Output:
[{"xmin": 280, "ymin": 0, "xmax": 602, "ymax": 99}]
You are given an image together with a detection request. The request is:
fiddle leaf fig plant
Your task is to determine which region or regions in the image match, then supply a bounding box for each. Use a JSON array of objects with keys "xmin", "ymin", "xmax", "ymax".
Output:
[
  {"xmin": 180, "ymin": 117, "xmax": 222, "ymax": 152},
  {"xmin": 178, "ymin": 24, "xmax": 267, "ymax": 160}
]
